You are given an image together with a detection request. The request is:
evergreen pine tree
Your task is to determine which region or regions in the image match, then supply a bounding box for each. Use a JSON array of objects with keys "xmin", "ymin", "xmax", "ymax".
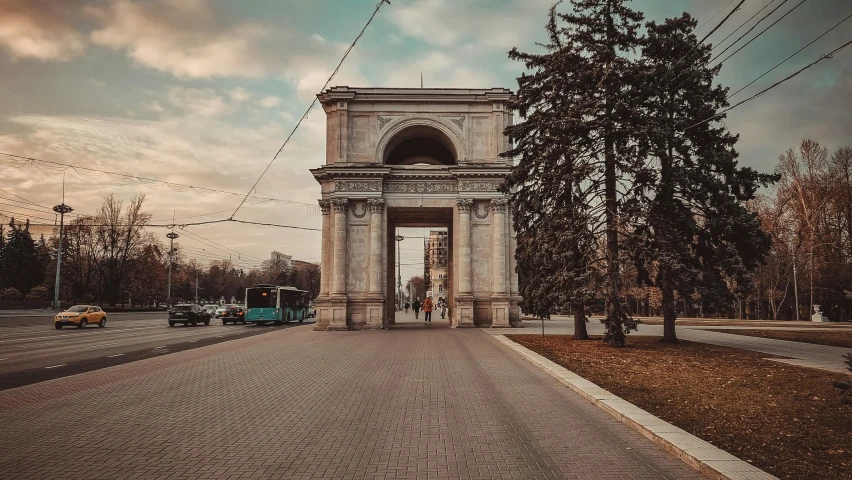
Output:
[
  {"xmin": 2, "ymin": 219, "xmax": 44, "ymax": 295},
  {"xmin": 504, "ymin": 0, "xmax": 646, "ymax": 345},
  {"xmin": 633, "ymin": 14, "xmax": 774, "ymax": 341}
]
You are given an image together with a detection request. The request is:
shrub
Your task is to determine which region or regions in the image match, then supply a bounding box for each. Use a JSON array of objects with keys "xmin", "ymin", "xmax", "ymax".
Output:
[
  {"xmin": 0, "ymin": 287, "xmax": 23, "ymax": 300},
  {"xmin": 25, "ymin": 285, "xmax": 49, "ymax": 301}
]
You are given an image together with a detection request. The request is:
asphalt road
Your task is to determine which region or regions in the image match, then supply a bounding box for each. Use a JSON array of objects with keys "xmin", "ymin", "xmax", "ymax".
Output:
[{"xmin": 0, "ymin": 312, "xmax": 311, "ymax": 391}]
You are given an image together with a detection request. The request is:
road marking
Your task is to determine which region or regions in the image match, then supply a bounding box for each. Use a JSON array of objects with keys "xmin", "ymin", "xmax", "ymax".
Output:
[
  {"xmin": 86, "ymin": 342, "xmax": 118, "ymax": 349},
  {"xmin": 154, "ymin": 346, "xmax": 166, "ymax": 349},
  {"xmin": 0, "ymin": 358, "xmax": 8, "ymax": 361},
  {"xmin": 107, "ymin": 353, "xmax": 124, "ymax": 358},
  {"xmin": 189, "ymin": 340, "xmax": 197, "ymax": 343},
  {"xmin": 44, "ymin": 364, "xmax": 66, "ymax": 369},
  {"xmin": 0, "ymin": 324, "xmax": 166, "ymax": 344}
]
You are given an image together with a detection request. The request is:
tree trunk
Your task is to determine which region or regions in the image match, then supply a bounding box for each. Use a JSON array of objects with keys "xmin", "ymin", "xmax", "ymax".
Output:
[
  {"xmin": 660, "ymin": 277, "xmax": 678, "ymax": 343},
  {"xmin": 573, "ymin": 302, "xmax": 589, "ymax": 340}
]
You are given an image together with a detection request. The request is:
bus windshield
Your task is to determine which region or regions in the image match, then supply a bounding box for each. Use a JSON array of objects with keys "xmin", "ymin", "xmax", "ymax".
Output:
[{"xmin": 246, "ymin": 287, "xmax": 277, "ymax": 309}]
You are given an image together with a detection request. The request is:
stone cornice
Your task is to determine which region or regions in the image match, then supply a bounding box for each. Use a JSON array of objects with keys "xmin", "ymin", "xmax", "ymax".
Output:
[{"xmin": 318, "ymin": 87, "xmax": 516, "ymax": 107}]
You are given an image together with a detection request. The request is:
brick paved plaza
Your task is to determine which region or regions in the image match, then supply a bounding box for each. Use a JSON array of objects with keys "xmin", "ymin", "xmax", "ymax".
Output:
[{"xmin": 0, "ymin": 315, "xmax": 704, "ymax": 479}]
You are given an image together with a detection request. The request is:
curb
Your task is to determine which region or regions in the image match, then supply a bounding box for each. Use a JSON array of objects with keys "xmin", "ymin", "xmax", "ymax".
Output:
[{"xmin": 493, "ymin": 335, "xmax": 778, "ymax": 480}]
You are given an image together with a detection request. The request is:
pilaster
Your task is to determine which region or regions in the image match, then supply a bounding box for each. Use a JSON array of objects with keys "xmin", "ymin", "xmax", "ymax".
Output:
[
  {"xmin": 366, "ymin": 199, "xmax": 385, "ymax": 328},
  {"xmin": 315, "ymin": 200, "xmax": 333, "ymax": 330},
  {"xmin": 329, "ymin": 199, "xmax": 349, "ymax": 330},
  {"xmin": 454, "ymin": 199, "xmax": 475, "ymax": 327},
  {"xmin": 491, "ymin": 198, "xmax": 510, "ymax": 327}
]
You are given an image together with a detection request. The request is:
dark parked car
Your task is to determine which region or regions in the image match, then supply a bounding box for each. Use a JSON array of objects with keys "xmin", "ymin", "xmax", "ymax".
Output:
[
  {"xmin": 168, "ymin": 304, "xmax": 211, "ymax": 327},
  {"xmin": 222, "ymin": 305, "xmax": 246, "ymax": 325}
]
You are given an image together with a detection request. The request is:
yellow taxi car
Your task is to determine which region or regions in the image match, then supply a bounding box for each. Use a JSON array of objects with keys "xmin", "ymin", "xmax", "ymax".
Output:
[{"xmin": 54, "ymin": 305, "xmax": 107, "ymax": 329}]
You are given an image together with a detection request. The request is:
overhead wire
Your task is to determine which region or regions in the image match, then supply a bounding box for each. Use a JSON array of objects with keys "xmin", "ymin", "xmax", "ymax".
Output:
[
  {"xmin": 0, "ymin": 151, "xmax": 319, "ymax": 214},
  {"xmin": 229, "ymin": 0, "xmax": 391, "ymax": 220},
  {"xmin": 710, "ymin": 0, "xmax": 779, "ymax": 53},
  {"xmin": 685, "ymin": 37, "xmax": 852, "ymax": 130},
  {"xmin": 729, "ymin": 11, "xmax": 852, "ymax": 98},
  {"xmin": 657, "ymin": 0, "xmax": 742, "ymax": 83}
]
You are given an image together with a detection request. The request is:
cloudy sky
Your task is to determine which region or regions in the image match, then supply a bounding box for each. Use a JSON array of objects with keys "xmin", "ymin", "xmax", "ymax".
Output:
[{"xmin": 1, "ymin": 0, "xmax": 849, "ymax": 276}]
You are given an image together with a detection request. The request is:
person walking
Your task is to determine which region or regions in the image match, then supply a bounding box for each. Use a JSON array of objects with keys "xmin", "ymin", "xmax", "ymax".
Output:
[
  {"xmin": 423, "ymin": 296, "xmax": 434, "ymax": 324},
  {"xmin": 440, "ymin": 298, "xmax": 447, "ymax": 319},
  {"xmin": 412, "ymin": 297, "xmax": 421, "ymax": 320},
  {"xmin": 404, "ymin": 301, "xmax": 410, "ymax": 313}
]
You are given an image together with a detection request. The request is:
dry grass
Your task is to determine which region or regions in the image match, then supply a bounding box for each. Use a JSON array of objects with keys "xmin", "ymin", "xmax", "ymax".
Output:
[{"xmin": 508, "ymin": 334, "xmax": 852, "ymax": 480}]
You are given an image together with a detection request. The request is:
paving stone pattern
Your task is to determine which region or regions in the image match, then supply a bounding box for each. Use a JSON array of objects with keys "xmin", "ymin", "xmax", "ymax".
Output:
[{"xmin": 0, "ymin": 321, "xmax": 704, "ymax": 479}]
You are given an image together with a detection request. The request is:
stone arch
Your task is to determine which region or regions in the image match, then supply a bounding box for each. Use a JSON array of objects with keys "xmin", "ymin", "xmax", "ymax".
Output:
[{"xmin": 377, "ymin": 117, "xmax": 466, "ymax": 165}]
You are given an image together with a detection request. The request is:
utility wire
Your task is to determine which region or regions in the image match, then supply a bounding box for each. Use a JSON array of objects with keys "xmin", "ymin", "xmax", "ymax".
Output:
[
  {"xmin": 711, "ymin": 0, "xmax": 785, "ymax": 58},
  {"xmin": 698, "ymin": 0, "xmax": 746, "ymax": 45},
  {"xmin": 729, "ymin": 12, "xmax": 852, "ymax": 98},
  {"xmin": 0, "ymin": 151, "xmax": 318, "ymax": 213},
  {"xmin": 229, "ymin": 0, "xmax": 391, "ymax": 220},
  {"xmin": 712, "ymin": 0, "xmax": 807, "ymax": 66},
  {"xmin": 711, "ymin": 0, "xmax": 778, "ymax": 53},
  {"xmin": 177, "ymin": 228, "xmax": 267, "ymax": 262},
  {"xmin": 685, "ymin": 38, "xmax": 852, "ymax": 130},
  {"xmin": 675, "ymin": 0, "xmax": 807, "ymax": 90},
  {"xmin": 658, "ymin": 0, "xmax": 745, "ymax": 83}
]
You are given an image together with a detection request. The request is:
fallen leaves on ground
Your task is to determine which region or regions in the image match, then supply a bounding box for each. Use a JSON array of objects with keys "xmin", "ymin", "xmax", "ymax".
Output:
[{"xmin": 508, "ymin": 334, "xmax": 852, "ymax": 480}]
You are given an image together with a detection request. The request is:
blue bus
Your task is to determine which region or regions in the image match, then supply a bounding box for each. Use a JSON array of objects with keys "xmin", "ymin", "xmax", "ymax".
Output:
[{"xmin": 245, "ymin": 284, "xmax": 311, "ymax": 325}]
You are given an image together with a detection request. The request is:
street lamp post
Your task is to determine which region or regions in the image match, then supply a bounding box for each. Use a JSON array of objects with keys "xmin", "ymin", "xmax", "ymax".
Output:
[
  {"xmin": 166, "ymin": 232, "xmax": 179, "ymax": 307},
  {"xmin": 51, "ymin": 203, "xmax": 73, "ymax": 309},
  {"xmin": 395, "ymin": 234, "xmax": 404, "ymax": 310}
]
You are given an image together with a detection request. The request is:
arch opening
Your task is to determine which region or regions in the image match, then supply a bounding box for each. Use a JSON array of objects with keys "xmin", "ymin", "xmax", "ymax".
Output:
[{"xmin": 383, "ymin": 125, "xmax": 457, "ymax": 166}]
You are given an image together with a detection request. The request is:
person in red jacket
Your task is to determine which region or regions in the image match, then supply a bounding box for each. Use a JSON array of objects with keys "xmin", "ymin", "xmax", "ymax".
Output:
[{"xmin": 422, "ymin": 296, "xmax": 434, "ymax": 324}]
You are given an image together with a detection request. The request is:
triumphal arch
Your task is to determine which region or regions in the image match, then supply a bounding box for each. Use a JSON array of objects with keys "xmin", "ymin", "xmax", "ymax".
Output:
[{"xmin": 311, "ymin": 87, "xmax": 521, "ymax": 329}]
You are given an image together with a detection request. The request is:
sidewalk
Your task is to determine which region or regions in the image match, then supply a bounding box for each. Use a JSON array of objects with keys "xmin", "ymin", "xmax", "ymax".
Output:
[{"xmin": 0, "ymin": 320, "xmax": 703, "ymax": 479}]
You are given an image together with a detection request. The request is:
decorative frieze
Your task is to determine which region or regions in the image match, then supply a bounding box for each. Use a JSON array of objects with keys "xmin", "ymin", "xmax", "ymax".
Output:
[
  {"xmin": 458, "ymin": 180, "xmax": 503, "ymax": 192},
  {"xmin": 318, "ymin": 200, "xmax": 331, "ymax": 215},
  {"xmin": 449, "ymin": 117, "xmax": 464, "ymax": 130},
  {"xmin": 383, "ymin": 182, "xmax": 457, "ymax": 193},
  {"xmin": 367, "ymin": 198, "xmax": 385, "ymax": 213},
  {"xmin": 457, "ymin": 199, "xmax": 473, "ymax": 213},
  {"xmin": 491, "ymin": 198, "xmax": 508, "ymax": 213},
  {"xmin": 335, "ymin": 180, "xmax": 383, "ymax": 192},
  {"xmin": 332, "ymin": 199, "xmax": 349, "ymax": 213}
]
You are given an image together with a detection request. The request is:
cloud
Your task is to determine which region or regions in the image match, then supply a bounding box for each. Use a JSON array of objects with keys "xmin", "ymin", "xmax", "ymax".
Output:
[
  {"xmin": 88, "ymin": 0, "xmax": 271, "ymax": 79},
  {"xmin": 258, "ymin": 96, "xmax": 282, "ymax": 108},
  {"xmin": 388, "ymin": 0, "xmax": 552, "ymax": 50},
  {"xmin": 0, "ymin": 0, "xmax": 87, "ymax": 61}
]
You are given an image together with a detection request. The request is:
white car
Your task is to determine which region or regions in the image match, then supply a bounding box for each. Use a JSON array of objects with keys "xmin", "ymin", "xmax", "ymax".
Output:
[
  {"xmin": 214, "ymin": 306, "xmax": 228, "ymax": 318},
  {"xmin": 202, "ymin": 304, "xmax": 218, "ymax": 315}
]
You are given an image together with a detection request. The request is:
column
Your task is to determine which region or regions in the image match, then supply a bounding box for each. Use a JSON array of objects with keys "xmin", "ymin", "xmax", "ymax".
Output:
[
  {"xmin": 368, "ymin": 199, "xmax": 385, "ymax": 294},
  {"xmin": 332, "ymin": 199, "xmax": 348, "ymax": 295},
  {"xmin": 457, "ymin": 199, "xmax": 473, "ymax": 294},
  {"xmin": 491, "ymin": 199, "xmax": 508, "ymax": 296},
  {"xmin": 318, "ymin": 200, "xmax": 331, "ymax": 297},
  {"xmin": 491, "ymin": 198, "xmax": 510, "ymax": 327},
  {"xmin": 509, "ymin": 208, "xmax": 519, "ymax": 296}
]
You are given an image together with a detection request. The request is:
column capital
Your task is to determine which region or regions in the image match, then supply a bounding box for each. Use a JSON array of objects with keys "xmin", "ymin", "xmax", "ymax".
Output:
[
  {"xmin": 332, "ymin": 199, "xmax": 349, "ymax": 213},
  {"xmin": 319, "ymin": 200, "xmax": 331, "ymax": 215},
  {"xmin": 367, "ymin": 198, "xmax": 385, "ymax": 213},
  {"xmin": 457, "ymin": 198, "xmax": 473, "ymax": 213},
  {"xmin": 491, "ymin": 198, "xmax": 508, "ymax": 213}
]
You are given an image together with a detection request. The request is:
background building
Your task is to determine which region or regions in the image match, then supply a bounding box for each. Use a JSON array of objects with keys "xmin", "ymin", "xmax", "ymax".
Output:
[{"xmin": 425, "ymin": 230, "xmax": 448, "ymax": 299}]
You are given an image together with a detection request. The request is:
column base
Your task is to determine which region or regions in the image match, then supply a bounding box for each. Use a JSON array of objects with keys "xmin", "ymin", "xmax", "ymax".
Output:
[
  {"xmin": 509, "ymin": 296, "xmax": 524, "ymax": 327},
  {"xmin": 490, "ymin": 296, "xmax": 511, "ymax": 328},
  {"xmin": 324, "ymin": 295, "xmax": 348, "ymax": 330},
  {"xmin": 453, "ymin": 295, "xmax": 475, "ymax": 328}
]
